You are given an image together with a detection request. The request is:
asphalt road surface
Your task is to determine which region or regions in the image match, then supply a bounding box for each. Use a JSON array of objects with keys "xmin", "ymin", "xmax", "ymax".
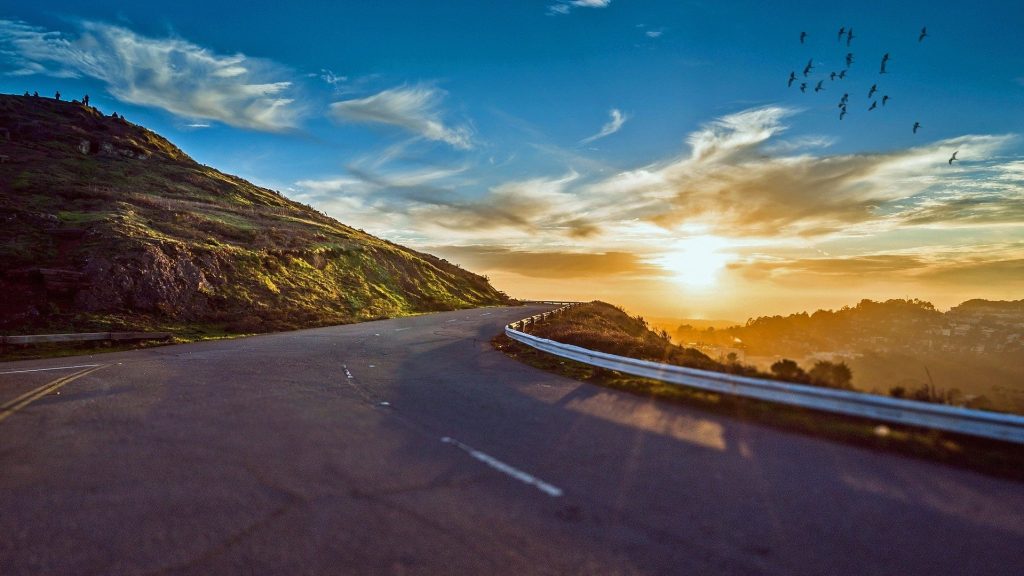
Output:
[{"xmin": 1, "ymin": 305, "xmax": 1022, "ymax": 575}]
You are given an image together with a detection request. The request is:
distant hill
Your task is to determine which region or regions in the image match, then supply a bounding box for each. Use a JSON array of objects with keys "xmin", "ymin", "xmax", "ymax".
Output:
[
  {"xmin": 0, "ymin": 94, "xmax": 511, "ymax": 335},
  {"xmin": 673, "ymin": 298, "xmax": 1024, "ymax": 413}
]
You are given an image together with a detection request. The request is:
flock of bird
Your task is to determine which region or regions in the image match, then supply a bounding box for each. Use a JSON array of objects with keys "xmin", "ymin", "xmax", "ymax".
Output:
[{"xmin": 789, "ymin": 25, "xmax": 959, "ymax": 165}]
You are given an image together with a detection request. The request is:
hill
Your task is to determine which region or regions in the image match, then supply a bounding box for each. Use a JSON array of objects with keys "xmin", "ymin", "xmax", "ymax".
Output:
[
  {"xmin": 672, "ymin": 298, "xmax": 1024, "ymax": 413},
  {"xmin": 0, "ymin": 93, "xmax": 511, "ymax": 335}
]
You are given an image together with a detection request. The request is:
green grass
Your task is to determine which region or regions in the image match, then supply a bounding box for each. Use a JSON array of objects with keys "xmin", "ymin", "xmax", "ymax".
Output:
[{"xmin": 494, "ymin": 304, "xmax": 1024, "ymax": 480}]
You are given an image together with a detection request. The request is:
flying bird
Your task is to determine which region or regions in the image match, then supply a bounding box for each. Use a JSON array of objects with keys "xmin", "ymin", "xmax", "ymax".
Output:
[
  {"xmin": 846, "ymin": 28, "xmax": 854, "ymax": 46},
  {"xmin": 839, "ymin": 69, "xmax": 847, "ymax": 79},
  {"xmin": 949, "ymin": 151, "xmax": 958, "ymax": 165},
  {"xmin": 839, "ymin": 93, "xmax": 849, "ymax": 106},
  {"xmin": 830, "ymin": 71, "xmax": 837, "ymax": 81},
  {"xmin": 800, "ymin": 31, "xmax": 808, "ymax": 44},
  {"xmin": 815, "ymin": 80, "xmax": 825, "ymax": 92},
  {"xmin": 868, "ymin": 100, "xmax": 878, "ymax": 111},
  {"xmin": 838, "ymin": 26, "xmax": 846, "ymax": 41},
  {"xmin": 913, "ymin": 121, "xmax": 921, "ymax": 133},
  {"xmin": 919, "ymin": 26, "xmax": 928, "ymax": 42},
  {"xmin": 803, "ymin": 59, "xmax": 814, "ymax": 76},
  {"xmin": 882, "ymin": 95, "xmax": 890, "ymax": 106},
  {"xmin": 788, "ymin": 71, "xmax": 797, "ymax": 87},
  {"xmin": 800, "ymin": 82, "xmax": 807, "ymax": 93},
  {"xmin": 880, "ymin": 53, "xmax": 890, "ymax": 73},
  {"xmin": 868, "ymin": 84, "xmax": 878, "ymax": 98},
  {"xmin": 846, "ymin": 53, "xmax": 854, "ymax": 67},
  {"xmin": 840, "ymin": 108, "xmax": 848, "ymax": 120}
]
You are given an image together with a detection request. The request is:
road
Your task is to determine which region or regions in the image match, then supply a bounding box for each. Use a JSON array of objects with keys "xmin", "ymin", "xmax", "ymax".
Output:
[{"xmin": 1, "ymin": 305, "xmax": 1022, "ymax": 575}]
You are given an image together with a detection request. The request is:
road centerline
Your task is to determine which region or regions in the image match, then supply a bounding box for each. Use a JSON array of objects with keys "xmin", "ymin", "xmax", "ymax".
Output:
[{"xmin": 0, "ymin": 365, "xmax": 106, "ymax": 423}]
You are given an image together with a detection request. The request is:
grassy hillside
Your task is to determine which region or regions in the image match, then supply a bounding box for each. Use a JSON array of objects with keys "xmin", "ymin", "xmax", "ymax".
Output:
[
  {"xmin": 0, "ymin": 94, "xmax": 511, "ymax": 336},
  {"xmin": 523, "ymin": 302, "xmax": 729, "ymax": 372}
]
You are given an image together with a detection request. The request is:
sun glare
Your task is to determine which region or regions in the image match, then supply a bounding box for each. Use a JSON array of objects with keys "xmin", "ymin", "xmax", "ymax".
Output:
[{"xmin": 653, "ymin": 236, "xmax": 732, "ymax": 288}]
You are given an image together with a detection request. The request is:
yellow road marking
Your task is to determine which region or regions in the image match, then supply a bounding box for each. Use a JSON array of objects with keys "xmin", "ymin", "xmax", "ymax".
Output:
[{"xmin": 0, "ymin": 365, "xmax": 105, "ymax": 423}]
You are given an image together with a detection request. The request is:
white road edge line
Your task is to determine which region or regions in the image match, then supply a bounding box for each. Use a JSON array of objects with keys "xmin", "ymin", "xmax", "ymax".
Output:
[
  {"xmin": 0, "ymin": 364, "xmax": 101, "ymax": 375},
  {"xmin": 441, "ymin": 436, "xmax": 563, "ymax": 497},
  {"xmin": 343, "ymin": 365, "xmax": 354, "ymax": 380}
]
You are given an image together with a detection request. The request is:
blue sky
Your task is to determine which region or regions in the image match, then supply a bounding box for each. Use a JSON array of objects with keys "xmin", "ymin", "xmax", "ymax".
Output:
[{"xmin": 2, "ymin": 1, "xmax": 1022, "ymax": 318}]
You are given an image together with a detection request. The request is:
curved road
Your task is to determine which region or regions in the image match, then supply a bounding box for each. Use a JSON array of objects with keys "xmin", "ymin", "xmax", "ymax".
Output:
[{"xmin": 1, "ymin": 305, "xmax": 1022, "ymax": 575}]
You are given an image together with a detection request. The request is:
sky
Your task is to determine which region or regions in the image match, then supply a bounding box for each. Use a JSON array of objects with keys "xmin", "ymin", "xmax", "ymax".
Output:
[{"xmin": 2, "ymin": 1, "xmax": 1023, "ymax": 321}]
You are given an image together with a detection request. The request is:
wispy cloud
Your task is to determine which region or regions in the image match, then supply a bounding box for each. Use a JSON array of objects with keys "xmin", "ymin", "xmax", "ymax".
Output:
[
  {"xmin": 298, "ymin": 104, "xmax": 1022, "ymax": 289},
  {"xmin": 0, "ymin": 20, "xmax": 300, "ymax": 131},
  {"xmin": 548, "ymin": 0, "xmax": 612, "ymax": 15},
  {"xmin": 581, "ymin": 108, "xmax": 629, "ymax": 144},
  {"xmin": 329, "ymin": 85, "xmax": 473, "ymax": 149},
  {"xmin": 426, "ymin": 246, "xmax": 663, "ymax": 279},
  {"xmin": 645, "ymin": 30, "xmax": 664, "ymax": 38}
]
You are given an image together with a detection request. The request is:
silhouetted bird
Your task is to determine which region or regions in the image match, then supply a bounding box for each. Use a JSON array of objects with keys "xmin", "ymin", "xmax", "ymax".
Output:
[
  {"xmin": 868, "ymin": 100, "xmax": 878, "ymax": 111},
  {"xmin": 800, "ymin": 82, "xmax": 807, "ymax": 93},
  {"xmin": 840, "ymin": 93, "xmax": 849, "ymax": 105},
  {"xmin": 838, "ymin": 26, "xmax": 846, "ymax": 41},
  {"xmin": 840, "ymin": 108, "xmax": 847, "ymax": 120},
  {"xmin": 800, "ymin": 31, "xmax": 808, "ymax": 44},
  {"xmin": 846, "ymin": 28, "xmax": 854, "ymax": 46},
  {"xmin": 803, "ymin": 59, "xmax": 814, "ymax": 77},
  {"xmin": 788, "ymin": 71, "xmax": 797, "ymax": 87},
  {"xmin": 882, "ymin": 95, "xmax": 890, "ymax": 106},
  {"xmin": 868, "ymin": 84, "xmax": 878, "ymax": 98},
  {"xmin": 880, "ymin": 53, "xmax": 890, "ymax": 74},
  {"xmin": 913, "ymin": 121, "xmax": 921, "ymax": 133},
  {"xmin": 919, "ymin": 27, "xmax": 928, "ymax": 42},
  {"xmin": 846, "ymin": 53, "xmax": 854, "ymax": 67},
  {"xmin": 830, "ymin": 71, "xmax": 837, "ymax": 81},
  {"xmin": 815, "ymin": 80, "xmax": 825, "ymax": 92},
  {"xmin": 949, "ymin": 151, "xmax": 958, "ymax": 165},
  {"xmin": 839, "ymin": 70, "xmax": 847, "ymax": 79}
]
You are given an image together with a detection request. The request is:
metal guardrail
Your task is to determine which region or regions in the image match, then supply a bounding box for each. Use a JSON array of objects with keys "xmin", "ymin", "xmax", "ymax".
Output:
[
  {"xmin": 1, "ymin": 332, "xmax": 171, "ymax": 346},
  {"xmin": 506, "ymin": 304, "xmax": 1024, "ymax": 444}
]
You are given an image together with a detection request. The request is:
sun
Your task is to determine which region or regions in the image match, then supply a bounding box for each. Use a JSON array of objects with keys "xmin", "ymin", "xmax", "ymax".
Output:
[{"xmin": 652, "ymin": 236, "xmax": 732, "ymax": 288}]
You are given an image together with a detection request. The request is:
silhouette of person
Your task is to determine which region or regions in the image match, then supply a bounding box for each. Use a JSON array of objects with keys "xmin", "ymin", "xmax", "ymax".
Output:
[
  {"xmin": 83, "ymin": 94, "xmax": 90, "ymax": 106},
  {"xmin": 24, "ymin": 91, "xmax": 30, "ymax": 96},
  {"xmin": 55, "ymin": 91, "xmax": 61, "ymax": 101},
  {"xmin": 33, "ymin": 91, "xmax": 38, "ymax": 97}
]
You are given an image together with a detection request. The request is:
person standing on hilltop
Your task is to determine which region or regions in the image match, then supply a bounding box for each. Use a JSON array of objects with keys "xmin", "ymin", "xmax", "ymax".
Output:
[
  {"xmin": 55, "ymin": 90, "xmax": 61, "ymax": 101},
  {"xmin": 83, "ymin": 94, "xmax": 89, "ymax": 106}
]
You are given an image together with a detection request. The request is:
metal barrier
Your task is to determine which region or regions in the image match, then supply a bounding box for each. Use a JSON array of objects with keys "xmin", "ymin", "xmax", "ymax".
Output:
[
  {"xmin": 1, "ymin": 332, "xmax": 171, "ymax": 346},
  {"xmin": 506, "ymin": 304, "xmax": 1024, "ymax": 444}
]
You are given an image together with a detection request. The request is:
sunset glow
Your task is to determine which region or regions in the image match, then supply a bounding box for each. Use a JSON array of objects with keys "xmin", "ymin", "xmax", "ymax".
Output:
[{"xmin": 3, "ymin": 2, "xmax": 1020, "ymax": 321}]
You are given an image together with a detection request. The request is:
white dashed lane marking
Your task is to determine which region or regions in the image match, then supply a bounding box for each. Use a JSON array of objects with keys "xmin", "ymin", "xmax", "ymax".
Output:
[{"xmin": 441, "ymin": 436, "xmax": 563, "ymax": 498}]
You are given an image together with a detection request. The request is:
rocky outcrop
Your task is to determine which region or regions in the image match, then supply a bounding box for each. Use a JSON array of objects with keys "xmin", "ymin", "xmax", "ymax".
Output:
[
  {"xmin": 78, "ymin": 138, "xmax": 150, "ymax": 160},
  {"xmin": 75, "ymin": 243, "xmax": 221, "ymax": 319}
]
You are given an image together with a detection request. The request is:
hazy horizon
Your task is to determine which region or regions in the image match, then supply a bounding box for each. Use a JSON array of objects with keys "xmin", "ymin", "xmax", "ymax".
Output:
[{"xmin": 3, "ymin": 1, "xmax": 1021, "ymax": 320}]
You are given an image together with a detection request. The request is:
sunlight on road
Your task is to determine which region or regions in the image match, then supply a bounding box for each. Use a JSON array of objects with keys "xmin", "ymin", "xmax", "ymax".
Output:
[{"xmin": 567, "ymin": 392, "xmax": 727, "ymax": 451}]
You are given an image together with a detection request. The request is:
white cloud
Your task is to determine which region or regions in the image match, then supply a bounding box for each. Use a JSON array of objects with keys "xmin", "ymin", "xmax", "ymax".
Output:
[
  {"xmin": 0, "ymin": 20, "xmax": 300, "ymax": 131},
  {"xmin": 581, "ymin": 108, "xmax": 629, "ymax": 144},
  {"xmin": 548, "ymin": 0, "xmax": 612, "ymax": 15},
  {"xmin": 646, "ymin": 30, "xmax": 663, "ymax": 38},
  {"xmin": 329, "ymin": 85, "xmax": 473, "ymax": 149}
]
